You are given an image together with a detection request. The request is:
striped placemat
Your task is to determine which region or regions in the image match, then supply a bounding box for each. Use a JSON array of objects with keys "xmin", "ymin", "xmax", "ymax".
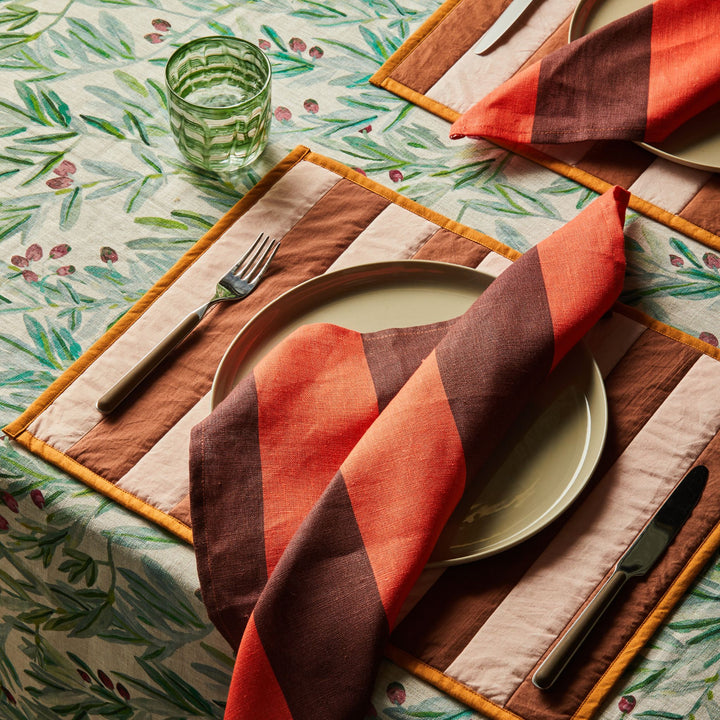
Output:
[
  {"xmin": 370, "ymin": 0, "xmax": 720, "ymax": 250},
  {"xmin": 4, "ymin": 145, "xmax": 720, "ymax": 720}
]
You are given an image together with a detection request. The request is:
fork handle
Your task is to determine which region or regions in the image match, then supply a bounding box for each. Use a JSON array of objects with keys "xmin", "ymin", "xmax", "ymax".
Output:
[{"xmin": 96, "ymin": 310, "xmax": 203, "ymax": 414}]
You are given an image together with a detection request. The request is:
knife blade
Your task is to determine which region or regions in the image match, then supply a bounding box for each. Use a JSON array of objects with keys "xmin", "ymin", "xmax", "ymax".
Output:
[
  {"xmin": 532, "ymin": 464, "xmax": 708, "ymax": 691},
  {"xmin": 474, "ymin": 0, "xmax": 537, "ymax": 54}
]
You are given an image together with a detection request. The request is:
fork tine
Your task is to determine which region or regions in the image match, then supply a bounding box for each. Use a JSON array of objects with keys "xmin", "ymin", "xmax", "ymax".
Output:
[
  {"xmin": 230, "ymin": 232, "xmax": 272, "ymax": 275},
  {"xmin": 245, "ymin": 238, "xmax": 281, "ymax": 286}
]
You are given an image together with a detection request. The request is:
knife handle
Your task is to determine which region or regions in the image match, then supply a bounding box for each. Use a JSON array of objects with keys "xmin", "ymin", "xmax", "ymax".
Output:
[{"xmin": 532, "ymin": 569, "xmax": 628, "ymax": 691}]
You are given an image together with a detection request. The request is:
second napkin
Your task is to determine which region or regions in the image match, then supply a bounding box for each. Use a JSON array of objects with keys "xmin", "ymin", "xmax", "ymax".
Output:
[
  {"xmin": 190, "ymin": 186, "xmax": 629, "ymax": 720},
  {"xmin": 450, "ymin": 0, "xmax": 720, "ymax": 145}
]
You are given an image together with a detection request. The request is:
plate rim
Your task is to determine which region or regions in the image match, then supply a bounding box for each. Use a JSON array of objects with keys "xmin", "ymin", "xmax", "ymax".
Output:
[{"xmin": 211, "ymin": 259, "xmax": 608, "ymax": 565}]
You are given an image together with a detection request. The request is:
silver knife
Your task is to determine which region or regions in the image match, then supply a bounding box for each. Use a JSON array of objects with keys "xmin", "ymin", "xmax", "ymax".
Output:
[
  {"xmin": 475, "ymin": 0, "xmax": 538, "ymax": 54},
  {"xmin": 532, "ymin": 464, "xmax": 708, "ymax": 691}
]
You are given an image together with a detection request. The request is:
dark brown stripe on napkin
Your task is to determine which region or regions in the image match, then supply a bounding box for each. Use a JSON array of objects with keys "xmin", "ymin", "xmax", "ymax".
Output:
[
  {"xmin": 190, "ymin": 376, "xmax": 266, "ymax": 647},
  {"xmin": 436, "ymin": 248, "xmax": 553, "ymax": 472},
  {"xmin": 254, "ymin": 475, "xmax": 388, "ymax": 720},
  {"xmin": 363, "ymin": 323, "xmax": 452, "ymax": 413},
  {"xmin": 65, "ymin": 179, "xmax": 392, "ymax": 484},
  {"xmin": 532, "ymin": 5, "xmax": 653, "ymax": 143}
]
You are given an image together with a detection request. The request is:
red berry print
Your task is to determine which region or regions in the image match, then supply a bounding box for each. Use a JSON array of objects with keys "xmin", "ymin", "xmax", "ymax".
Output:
[
  {"xmin": 618, "ymin": 695, "xmax": 636, "ymax": 714},
  {"xmin": 274, "ymin": 106, "xmax": 292, "ymax": 122},
  {"xmin": 57, "ymin": 265, "xmax": 76, "ymax": 276},
  {"xmin": 289, "ymin": 37, "xmax": 306, "ymax": 52},
  {"xmin": 144, "ymin": 32, "xmax": 163, "ymax": 43},
  {"xmin": 97, "ymin": 670, "xmax": 114, "ymax": 690},
  {"xmin": 46, "ymin": 176, "xmax": 73, "ymax": 189},
  {"xmin": 258, "ymin": 39, "xmax": 271, "ymax": 50},
  {"xmin": 703, "ymin": 252, "xmax": 720, "ymax": 269},
  {"xmin": 53, "ymin": 159, "xmax": 77, "ymax": 177},
  {"xmin": 0, "ymin": 516, "xmax": 8, "ymax": 531},
  {"xmin": 151, "ymin": 18, "xmax": 171, "ymax": 32},
  {"xmin": 30, "ymin": 489, "xmax": 45, "ymax": 509},
  {"xmin": 100, "ymin": 247, "xmax": 118, "ymax": 264},
  {"xmin": 699, "ymin": 331, "xmax": 719, "ymax": 347},
  {"xmin": 50, "ymin": 243, "xmax": 71, "ymax": 259},
  {"xmin": 22, "ymin": 269, "xmax": 39, "ymax": 283},
  {"xmin": 117, "ymin": 682, "xmax": 130, "ymax": 700},
  {"xmin": 25, "ymin": 244, "xmax": 42, "ymax": 261},
  {"xmin": 1, "ymin": 492, "xmax": 18, "ymax": 513},
  {"xmin": 386, "ymin": 681, "xmax": 406, "ymax": 705},
  {"xmin": 11, "ymin": 255, "xmax": 28, "ymax": 268},
  {"xmin": 309, "ymin": 46, "xmax": 323, "ymax": 59},
  {"xmin": 669, "ymin": 254, "xmax": 683, "ymax": 267},
  {"xmin": 389, "ymin": 169, "xmax": 403, "ymax": 183},
  {"xmin": 303, "ymin": 99, "xmax": 319, "ymax": 114}
]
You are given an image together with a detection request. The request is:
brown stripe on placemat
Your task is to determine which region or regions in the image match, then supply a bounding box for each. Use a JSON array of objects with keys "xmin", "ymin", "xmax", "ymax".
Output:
[
  {"xmin": 679, "ymin": 176, "xmax": 720, "ymax": 236},
  {"xmin": 532, "ymin": 5, "xmax": 653, "ymax": 143},
  {"xmin": 168, "ymin": 493, "xmax": 191, "ymax": 525},
  {"xmin": 595, "ymin": 328, "xmax": 701, "ymax": 478},
  {"xmin": 506, "ymin": 433, "xmax": 720, "ymax": 720},
  {"xmin": 412, "ymin": 227, "xmax": 490, "ymax": 266},
  {"xmin": 390, "ymin": 325, "xmax": 701, "ymax": 672},
  {"xmin": 390, "ymin": 0, "xmax": 511, "ymax": 96},
  {"xmin": 64, "ymin": 179, "xmax": 392, "ymax": 484},
  {"xmin": 575, "ymin": 141, "xmax": 655, "ymax": 190}
]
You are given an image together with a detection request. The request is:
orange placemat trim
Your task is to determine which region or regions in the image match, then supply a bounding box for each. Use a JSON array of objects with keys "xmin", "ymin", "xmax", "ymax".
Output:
[{"xmin": 11, "ymin": 428, "xmax": 194, "ymax": 543}]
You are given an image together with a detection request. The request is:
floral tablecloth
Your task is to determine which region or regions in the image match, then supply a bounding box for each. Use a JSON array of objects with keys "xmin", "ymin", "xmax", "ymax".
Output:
[{"xmin": 1, "ymin": 1, "xmax": 719, "ymax": 719}]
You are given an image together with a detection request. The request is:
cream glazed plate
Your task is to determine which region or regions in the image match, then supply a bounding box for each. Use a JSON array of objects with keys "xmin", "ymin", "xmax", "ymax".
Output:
[{"xmin": 211, "ymin": 260, "xmax": 608, "ymax": 566}]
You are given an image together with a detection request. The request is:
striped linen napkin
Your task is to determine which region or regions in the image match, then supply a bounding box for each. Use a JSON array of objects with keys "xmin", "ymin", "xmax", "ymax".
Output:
[
  {"xmin": 450, "ymin": 0, "xmax": 720, "ymax": 145},
  {"xmin": 189, "ymin": 187, "xmax": 629, "ymax": 720}
]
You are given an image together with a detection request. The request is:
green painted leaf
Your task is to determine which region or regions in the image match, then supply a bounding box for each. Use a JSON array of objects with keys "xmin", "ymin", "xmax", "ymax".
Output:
[
  {"xmin": 134, "ymin": 216, "xmax": 188, "ymax": 230},
  {"xmin": 80, "ymin": 114, "xmax": 126, "ymax": 138},
  {"xmin": 113, "ymin": 69, "xmax": 147, "ymax": 96},
  {"xmin": 14, "ymin": 80, "xmax": 50, "ymax": 125},
  {"xmin": 40, "ymin": 89, "xmax": 71, "ymax": 127},
  {"xmin": 261, "ymin": 24, "xmax": 287, "ymax": 50},
  {"xmin": 59, "ymin": 186, "xmax": 81, "ymax": 229}
]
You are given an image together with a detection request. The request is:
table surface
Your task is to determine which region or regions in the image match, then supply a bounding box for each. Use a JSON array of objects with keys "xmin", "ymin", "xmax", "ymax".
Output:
[{"xmin": 1, "ymin": 1, "xmax": 719, "ymax": 719}]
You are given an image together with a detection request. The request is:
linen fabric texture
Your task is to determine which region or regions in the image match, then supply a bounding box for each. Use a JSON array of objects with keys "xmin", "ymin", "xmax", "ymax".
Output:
[
  {"xmin": 449, "ymin": 0, "xmax": 720, "ymax": 145},
  {"xmin": 189, "ymin": 187, "xmax": 629, "ymax": 720}
]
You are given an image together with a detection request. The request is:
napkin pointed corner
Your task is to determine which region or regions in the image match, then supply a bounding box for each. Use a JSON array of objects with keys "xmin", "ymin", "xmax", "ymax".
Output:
[{"xmin": 539, "ymin": 185, "xmax": 629, "ymax": 368}]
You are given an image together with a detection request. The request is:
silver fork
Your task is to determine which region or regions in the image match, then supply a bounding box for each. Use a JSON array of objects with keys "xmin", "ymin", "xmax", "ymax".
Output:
[{"xmin": 96, "ymin": 232, "xmax": 280, "ymax": 414}]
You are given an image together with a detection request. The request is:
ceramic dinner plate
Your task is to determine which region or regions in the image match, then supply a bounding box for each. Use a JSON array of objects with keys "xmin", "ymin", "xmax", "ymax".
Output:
[
  {"xmin": 211, "ymin": 260, "xmax": 608, "ymax": 566},
  {"xmin": 569, "ymin": 0, "xmax": 720, "ymax": 172}
]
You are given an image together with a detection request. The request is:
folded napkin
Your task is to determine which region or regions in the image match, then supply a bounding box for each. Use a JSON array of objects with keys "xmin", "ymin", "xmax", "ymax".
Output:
[
  {"xmin": 450, "ymin": 0, "xmax": 720, "ymax": 145},
  {"xmin": 189, "ymin": 186, "xmax": 629, "ymax": 720}
]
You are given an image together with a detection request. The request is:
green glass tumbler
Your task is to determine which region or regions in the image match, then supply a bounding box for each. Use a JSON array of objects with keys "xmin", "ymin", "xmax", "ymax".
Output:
[{"xmin": 165, "ymin": 36, "xmax": 272, "ymax": 172}]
